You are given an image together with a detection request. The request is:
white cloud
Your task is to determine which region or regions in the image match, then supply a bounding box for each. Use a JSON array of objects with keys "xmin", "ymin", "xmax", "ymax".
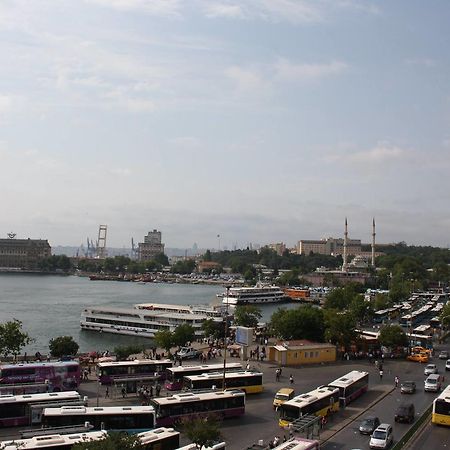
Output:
[
  {"xmin": 0, "ymin": 95, "xmax": 13, "ymax": 113},
  {"xmin": 202, "ymin": 2, "xmax": 244, "ymax": 19},
  {"xmin": 168, "ymin": 136, "xmax": 201, "ymax": 147},
  {"xmin": 275, "ymin": 59, "xmax": 348, "ymax": 81},
  {"xmin": 405, "ymin": 58, "xmax": 436, "ymax": 68},
  {"xmin": 326, "ymin": 143, "xmax": 409, "ymax": 165},
  {"xmin": 110, "ymin": 168, "xmax": 132, "ymax": 176},
  {"xmin": 84, "ymin": 0, "xmax": 182, "ymax": 17},
  {"xmin": 225, "ymin": 66, "xmax": 268, "ymax": 92}
]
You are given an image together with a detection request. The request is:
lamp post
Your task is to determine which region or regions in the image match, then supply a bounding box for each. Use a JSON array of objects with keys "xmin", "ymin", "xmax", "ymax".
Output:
[{"xmin": 222, "ymin": 285, "xmax": 231, "ymax": 391}]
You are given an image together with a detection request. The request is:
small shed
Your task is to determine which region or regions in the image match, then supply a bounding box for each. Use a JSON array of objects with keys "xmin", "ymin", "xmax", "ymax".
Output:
[{"xmin": 268, "ymin": 340, "xmax": 336, "ymax": 366}]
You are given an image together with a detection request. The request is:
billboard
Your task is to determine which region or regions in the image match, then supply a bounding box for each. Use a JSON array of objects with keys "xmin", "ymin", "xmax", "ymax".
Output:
[{"xmin": 235, "ymin": 326, "xmax": 253, "ymax": 346}]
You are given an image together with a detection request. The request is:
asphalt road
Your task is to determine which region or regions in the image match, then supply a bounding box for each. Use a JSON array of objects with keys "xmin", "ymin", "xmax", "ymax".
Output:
[{"xmin": 1, "ymin": 350, "xmax": 449, "ymax": 450}]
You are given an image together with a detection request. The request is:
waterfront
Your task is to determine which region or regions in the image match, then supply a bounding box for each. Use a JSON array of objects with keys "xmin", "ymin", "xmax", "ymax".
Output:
[{"xmin": 0, "ymin": 274, "xmax": 296, "ymax": 353}]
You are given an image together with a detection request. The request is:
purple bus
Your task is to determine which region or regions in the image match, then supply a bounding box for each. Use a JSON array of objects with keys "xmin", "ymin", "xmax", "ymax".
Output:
[{"xmin": 149, "ymin": 390, "xmax": 245, "ymax": 427}]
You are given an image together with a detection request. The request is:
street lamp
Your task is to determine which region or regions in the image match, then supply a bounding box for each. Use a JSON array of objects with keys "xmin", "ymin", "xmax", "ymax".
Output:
[{"xmin": 222, "ymin": 285, "xmax": 231, "ymax": 391}]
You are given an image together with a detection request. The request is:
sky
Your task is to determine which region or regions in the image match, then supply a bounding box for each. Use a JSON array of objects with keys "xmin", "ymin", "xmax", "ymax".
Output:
[{"xmin": 1, "ymin": 0, "xmax": 449, "ymax": 250}]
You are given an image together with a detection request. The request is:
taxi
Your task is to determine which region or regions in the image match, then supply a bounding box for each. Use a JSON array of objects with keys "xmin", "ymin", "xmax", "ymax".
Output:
[
  {"xmin": 410, "ymin": 346, "xmax": 432, "ymax": 356},
  {"xmin": 407, "ymin": 352, "xmax": 429, "ymax": 363},
  {"xmin": 273, "ymin": 388, "xmax": 295, "ymax": 409}
]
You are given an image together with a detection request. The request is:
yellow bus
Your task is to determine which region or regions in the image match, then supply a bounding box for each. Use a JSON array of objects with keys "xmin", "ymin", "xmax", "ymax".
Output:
[
  {"xmin": 278, "ymin": 386, "xmax": 340, "ymax": 428},
  {"xmin": 432, "ymin": 384, "xmax": 450, "ymax": 426},
  {"xmin": 183, "ymin": 370, "xmax": 263, "ymax": 394}
]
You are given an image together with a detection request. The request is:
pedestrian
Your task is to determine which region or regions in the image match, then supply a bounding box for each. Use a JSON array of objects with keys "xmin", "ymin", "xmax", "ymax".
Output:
[
  {"xmin": 246, "ymin": 361, "xmax": 250, "ymax": 370},
  {"xmin": 150, "ymin": 385, "xmax": 154, "ymax": 397},
  {"xmin": 156, "ymin": 382, "xmax": 161, "ymax": 397},
  {"xmin": 276, "ymin": 369, "xmax": 280, "ymax": 382},
  {"xmin": 283, "ymin": 436, "xmax": 287, "ymax": 443},
  {"xmin": 289, "ymin": 374, "xmax": 294, "ymax": 385},
  {"xmin": 121, "ymin": 385, "xmax": 127, "ymax": 398},
  {"xmin": 395, "ymin": 376, "xmax": 399, "ymax": 387},
  {"xmin": 105, "ymin": 386, "xmax": 109, "ymax": 398},
  {"xmin": 379, "ymin": 369, "xmax": 383, "ymax": 380},
  {"xmin": 273, "ymin": 436, "xmax": 280, "ymax": 447}
]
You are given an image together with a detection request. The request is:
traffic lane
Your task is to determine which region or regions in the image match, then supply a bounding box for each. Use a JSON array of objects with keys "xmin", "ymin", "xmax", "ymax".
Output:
[
  {"xmin": 322, "ymin": 359, "xmax": 440, "ymax": 450},
  {"xmin": 409, "ymin": 422, "xmax": 448, "ymax": 450}
]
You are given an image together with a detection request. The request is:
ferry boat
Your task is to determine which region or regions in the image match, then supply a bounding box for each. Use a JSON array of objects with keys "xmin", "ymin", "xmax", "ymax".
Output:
[
  {"xmin": 221, "ymin": 284, "xmax": 287, "ymax": 306},
  {"xmin": 80, "ymin": 303, "xmax": 221, "ymax": 338}
]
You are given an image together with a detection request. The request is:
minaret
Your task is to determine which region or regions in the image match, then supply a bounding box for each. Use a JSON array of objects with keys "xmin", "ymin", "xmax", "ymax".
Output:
[
  {"xmin": 342, "ymin": 217, "xmax": 348, "ymax": 272},
  {"xmin": 371, "ymin": 217, "xmax": 376, "ymax": 267}
]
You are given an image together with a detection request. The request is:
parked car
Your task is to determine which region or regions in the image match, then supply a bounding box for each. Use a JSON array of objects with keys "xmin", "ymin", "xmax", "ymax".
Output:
[
  {"xmin": 411, "ymin": 346, "xmax": 432, "ymax": 356},
  {"xmin": 359, "ymin": 416, "xmax": 381, "ymax": 435},
  {"xmin": 407, "ymin": 353, "xmax": 429, "ymax": 363},
  {"xmin": 439, "ymin": 351, "xmax": 449, "ymax": 360},
  {"xmin": 424, "ymin": 364, "xmax": 438, "ymax": 376},
  {"xmin": 446, "ymin": 359, "xmax": 450, "ymax": 371},
  {"xmin": 369, "ymin": 424, "xmax": 393, "ymax": 449},
  {"xmin": 394, "ymin": 402, "xmax": 415, "ymax": 423},
  {"xmin": 175, "ymin": 347, "xmax": 201, "ymax": 360},
  {"xmin": 400, "ymin": 381, "xmax": 416, "ymax": 394},
  {"xmin": 424, "ymin": 374, "xmax": 441, "ymax": 393}
]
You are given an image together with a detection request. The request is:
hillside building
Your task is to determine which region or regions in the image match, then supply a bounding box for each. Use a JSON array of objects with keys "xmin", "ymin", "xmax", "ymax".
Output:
[
  {"xmin": 138, "ymin": 230, "xmax": 165, "ymax": 261},
  {"xmin": 0, "ymin": 238, "xmax": 51, "ymax": 269}
]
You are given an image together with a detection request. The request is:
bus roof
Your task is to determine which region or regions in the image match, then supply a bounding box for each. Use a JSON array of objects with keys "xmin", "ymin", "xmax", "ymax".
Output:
[
  {"xmin": 137, "ymin": 427, "xmax": 179, "ymax": 444},
  {"xmin": 0, "ymin": 431, "xmax": 107, "ymax": 450},
  {"xmin": 434, "ymin": 384, "xmax": 450, "ymax": 404},
  {"xmin": 328, "ymin": 371, "xmax": 369, "ymax": 388},
  {"xmin": 150, "ymin": 389, "xmax": 245, "ymax": 406},
  {"xmin": 185, "ymin": 370, "xmax": 262, "ymax": 381},
  {"xmin": 268, "ymin": 437, "xmax": 319, "ymax": 450},
  {"xmin": 283, "ymin": 386, "xmax": 339, "ymax": 409},
  {"xmin": 97, "ymin": 359, "xmax": 171, "ymax": 368},
  {"xmin": 43, "ymin": 406, "xmax": 155, "ymax": 416},
  {"xmin": 0, "ymin": 361, "xmax": 79, "ymax": 370},
  {"xmin": 168, "ymin": 363, "xmax": 241, "ymax": 374},
  {"xmin": 0, "ymin": 391, "xmax": 81, "ymax": 405}
]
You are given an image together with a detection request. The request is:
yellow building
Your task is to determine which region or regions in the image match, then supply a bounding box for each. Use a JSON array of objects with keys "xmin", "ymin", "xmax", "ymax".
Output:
[{"xmin": 268, "ymin": 340, "xmax": 336, "ymax": 366}]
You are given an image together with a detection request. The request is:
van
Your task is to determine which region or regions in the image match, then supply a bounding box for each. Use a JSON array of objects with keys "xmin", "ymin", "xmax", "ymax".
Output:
[
  {"xmin": 424, "ymin": 374, "xmax": 441, "ymax": 393},
  {"xmin": 273, "ymin": 388, "xmax": 295, "ymax": 409},
  {"xmin": 394, "ymin": 402, "xmax": 415, "ymax": 423}
]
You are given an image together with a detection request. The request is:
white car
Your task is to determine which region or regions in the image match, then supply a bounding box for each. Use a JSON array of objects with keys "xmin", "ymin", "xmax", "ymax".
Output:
[
  {"xmin": 446, "ymin": 359, "xmax": 450, "ymax": 372},
  {"xmin": 424, "ymin": 364, "xmax": 438, "ymax": 376},
  {"xmin": 370, "ymin": 424, "xmax": 393, "ymax": 449}
]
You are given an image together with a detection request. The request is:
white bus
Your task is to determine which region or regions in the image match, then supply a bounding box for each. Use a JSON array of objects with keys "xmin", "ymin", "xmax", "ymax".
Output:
[
  {"xmin": 0, "ymin": 392, "xmax": 86, "ymax": 427},
  {"xmin": 165, "ymin": 363, "xmax": 242, "ymax": 391},
  {"xmin": 43, "ymin": 406, "xmax": 155, "ymax": 433},
  {"xmin": 432, "ymin": 384, "xmax": 450, "ymax": 426},
  {"xmin": 183, "ymin": 370, "xmax": 263, "ymax": 394},
  {"xmin": 328, "ymin": 370, "xmax": 369, "ymax": 407},
  {"xmin": 0, "ymin": 431, "xmax": 107, "ymax": 450},
  {"xmin": 150, "ymin": 390, "xmax": 245, "ymax": 427}
]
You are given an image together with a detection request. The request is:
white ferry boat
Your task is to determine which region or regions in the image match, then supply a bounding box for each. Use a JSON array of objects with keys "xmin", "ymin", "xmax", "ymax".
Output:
[
  {"xmin": 221, "ymin": 284, "xmax": 287, "ymax": 306},
  {"xmin": 80, "ymin": 303, "xmax": 221, "ymax": 338}
]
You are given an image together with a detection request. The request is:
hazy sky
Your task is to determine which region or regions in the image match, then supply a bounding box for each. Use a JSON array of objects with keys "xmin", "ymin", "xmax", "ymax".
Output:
[{"xmin": 1, "ymin": 1, "xmax": 449, "ymax": 249}]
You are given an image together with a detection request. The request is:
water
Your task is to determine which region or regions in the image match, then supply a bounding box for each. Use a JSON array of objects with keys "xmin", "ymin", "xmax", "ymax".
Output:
[{"xmin": 0, "ymin": 274, "xmax": 297, "ymax": 353}]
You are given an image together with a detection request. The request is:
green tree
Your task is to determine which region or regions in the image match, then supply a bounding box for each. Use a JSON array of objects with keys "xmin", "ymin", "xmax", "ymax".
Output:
[
  {"xmin": 324, "ymin": 285, "xmax": 359, "ymax": 310},
  {"xmin": 173, "ymin": 324, "xmax": 196, "ymax": 348},
  {"xmin": 201, "ymin": 319, "xmax": 225, "ymax": 340},
  {"xmin": 153, "ymin": 330, "xmax": 175, "ymax": 355},
  {"xmin": 182, "ymin": 415, "xmax": 222, "ymax": 449},
  {"xmin": 440, "ymin": 303, "xmax": 450, "ymax": 329},
  {"xmin": 373, "ymin": 293, "xmax": 391, "ymax": 311},
  {"xmin": 270, "ymin": 306, "xmax": 325, "ymax": 341},
  {"xmin": 49, "ymin": 336, "xmax": 79, "ymax": 358},
  {"xmin": 233, "ymin": 305, "xmax": 262, "ymax": 328},
  {"xmin": 153, "ymin": 253, "xmax": 169, "ymax": 266},
  {"xmin": 113, "ymin": 345, "xmax": 144, "ymax": 361},
  {"xmin": 324, "ymin": 310, "xmax": 357, "ymax": 351},
  {"xmin": 72, "ymin": 432, "xmax": 142, "ymax": 450},
  {"xmin": 0, "ymin": 319, "xmax": 33, "ymax": 359},
  {"xmin": 203, "ymin": 249, "xmax": 212, "ymax": 262},
  {"xmin": 278, "ymin": 269, "xmax": 300, "ymax": 286},
  {"xmin": 378, "ymin": 324, "xmax": 408, "ymax": 348},
  {"xmin": 349, "ymin": 295, "xmax": 374, "ymax": 324}
]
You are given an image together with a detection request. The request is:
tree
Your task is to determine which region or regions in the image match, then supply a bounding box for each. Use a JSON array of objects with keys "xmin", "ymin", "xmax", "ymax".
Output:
[
  {"xmin": 378, "ymin": 325, "xmax": 408, "ymax": 348},
  {"xmin": 349, "ymin": 295, "xmax": 374, "ymax": 324},
  {"xmin": 49, "ymin": 336, "xmax": 79, "ymax": 358},
  {"xmin": 182, "ymin": 415, "xmax": 222, "ymax": 449},
  {"xmin": 72, "ymin": 432, "xmax": 142, "ymax": 450},
  {"xmin": 153, "ymin": 330, "xmax": 175, "ymax": 355},
  {"xmin": 153, "ymin": 253, "xmax": 169, "ymax": 266},
  {"xmin": 440, "ymin": 303, "xmax": 450, "ymax": 329},
  {"xmin": 324, "ymin": 310, "xmax": 357, "ymax": 351},
  {"xmin": 173, "ymin": 324, "xmax": 196, "ymax": 348},
  {"xmin": 373, "ymin": 293, "xmax": 391, "ymax": 311},
  {"xmin": 270, "ymin": 306, "xmax": 325, "ymax": 341},
  {"xmin": 0, "ymin": 319, "xmax": 33, "ymax": 359},
  {"xmin": 201, "ymin": 319, "xmax": 225, "ymax": 340},
  {"xmin": 113, "ymin": 345, "xmax": 143, "ymax": 361},
  {"xmin": 324, "ymin": 285, "xmax": 359, "ymax": 310},
  {"xmin": 233, "ymin": 305, "xmax": 262, "ymax": 328}
]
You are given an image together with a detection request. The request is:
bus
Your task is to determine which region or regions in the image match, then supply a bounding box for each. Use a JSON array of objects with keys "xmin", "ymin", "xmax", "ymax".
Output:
[
  {"xmin": 328, "ymin": 370, "xmax": 369, "ymax": 407},
  {"xmin": 176, "ymin": 443, "xmax": 225, "ymax": 450},
  {"xmin": 0, "ymin": 431, "xmax": 107, "ymax": 450},
  {"xmin": 278, "ymin": 386, "xmax": 340, "ymax": 428},
  {"xmin": 432, "ymin": 384, "xmax": 450, "ymax": 426},
  {"xmin": 413, "ymin": 324, "xmax": 433, "ymax": 337},
  {"xmin": 43, "ymin": 405, "xmax": 156, "ymax": 433},
  {"xmin": 149, "ymin": 390, "xmax": 245, "ymax": 427},
  {"xmin": 183, "ymin": 370, "xmax": 263, "ymax": 394},
  {"xmin": 165, "ymin": 363, "xmax": 242, "ymax": 391},
  {"xmin": 0, "ymin": 362, "xmax": 80, "ymax": 391},
  {"xmin": 271, "ymin": 437, "xmax": 319, "ymax": 450},
  {"xmin": 0, "ymin": 428, "xmax": 179, "ymax": 450},
  {"xmin": 97, "ymin": 360, "xmax": 172, "ymax": 385},
  {"xmin": 0, "ymin": 383, "xmax": 51, "ymax": 396},
  {"xmin": 0, "ymin": 391, "xmax": 86, "ymax": 427}
]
